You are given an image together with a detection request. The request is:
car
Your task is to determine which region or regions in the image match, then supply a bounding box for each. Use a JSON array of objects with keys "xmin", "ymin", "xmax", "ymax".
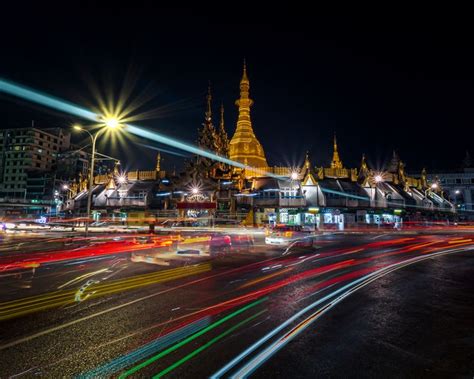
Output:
[
  {"xmin": 130, "ymin": 232, "xmax": 232, "ymax": 265},
  {"xmin": 265, "ymin": 225, "xmax": 314, "ymax": 247},
  {"xmin": 229, "ymin": 233, "xmax": 254, "ymax": 250}
]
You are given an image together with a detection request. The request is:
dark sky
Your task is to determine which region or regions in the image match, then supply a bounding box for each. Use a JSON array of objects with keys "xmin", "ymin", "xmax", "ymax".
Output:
[{"xmin": 1, "ymin": 6, "xmax": 473, "ymax": 173}]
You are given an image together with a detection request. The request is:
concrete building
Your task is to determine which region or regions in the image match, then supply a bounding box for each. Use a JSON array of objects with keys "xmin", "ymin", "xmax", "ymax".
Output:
[
  {"xmin": 427, "ymin": 168, "xmax": 474, "ymax": 219},
  {"xmin": 0, "ymin": 126, "xmax": 70, "ymax": 199}
]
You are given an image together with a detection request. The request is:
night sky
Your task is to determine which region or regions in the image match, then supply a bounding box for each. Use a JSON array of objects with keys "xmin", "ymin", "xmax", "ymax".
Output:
[{"xmin": 1, "ymin": 6, "xmax": 473, "ymax": 173}]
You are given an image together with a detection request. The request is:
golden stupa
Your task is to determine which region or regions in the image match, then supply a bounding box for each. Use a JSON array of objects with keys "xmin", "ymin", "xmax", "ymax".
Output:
[{"xmin": 229, "ymin": 61, "xmax": 268, "ymax": 168}]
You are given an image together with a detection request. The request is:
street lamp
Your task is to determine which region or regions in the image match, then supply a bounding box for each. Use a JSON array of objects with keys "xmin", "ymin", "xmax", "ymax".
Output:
[
  {"xmin": 374, "ymin": 175, "xmax": 383, "ymax": 183},
  {"xmin": 117, "ymin": 173, "xmax": 127, "ymax": 184},
  {"xmin": 73, "ymin": 118, "xmax": 121, "ymax": 236},
  {"xmin": 191, "ymin": 187, "xmax": 199, "ymax": 195},
  {"xmin": 290, "ymin": 171, "xmax": 298, "ymax": 180}
]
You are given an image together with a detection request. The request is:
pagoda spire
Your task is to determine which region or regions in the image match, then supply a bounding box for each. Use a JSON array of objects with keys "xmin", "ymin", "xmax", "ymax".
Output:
[
  {"xmin": 304, "ymin": 151, "xmax": 311, "ymax": 170},
  {"xmin": 330, "ymin": 133, "xmax": 343, "ymax": 169},
  {"xmin": 205, "ymin": 81, "xmax": 212, "ymax": 123},
  {"xmin": 229, "ymin": 60, "xmax": 268, "ymax": 168},
  {"xmin": 219, "ymin": 103, "xmax": 225, "ymax": 132},
  {"xmin": 241, "ymin": 58, "xmax": 249, "ymax": 84},
  {"xmin": 218, "ymin": 103, "xmax": 229, "ymax": 157},
  {"xmin": 156, "ymin": 152, "xmax": 161, "ymax": 171}
]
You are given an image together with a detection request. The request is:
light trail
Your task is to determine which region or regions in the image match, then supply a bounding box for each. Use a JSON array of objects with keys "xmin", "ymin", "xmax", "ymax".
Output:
[
  {"xmin": 137, "ymin": 142, "xmax": 191, "ymax": 158},
  {"xmin": 0, "ymin": 263, "xmax": 211, "ymax": 321},
  {"xmin": 79, "ymin": 317, "xmax": 211, "ymax": 378},
  {"xmin": 0, "ymin": 254, "xmax": 282, "ymax": 351},
  {"xmin": 152, "ymin": 310, "xmax": 267, "ymax": 379},
  {"xmin": 118, "ymin": 298, "xmax": 267, "ymax": 378},
  {"xmin": 0, "ymin": 78, "xmax": 385, "ymax": 201},
  {"xmin": 239, "ymin": 267, "xmax": 293, "ymax": 289},
  {"xmin": 0, "ymin": 78, "xmax": 284, "ymax": 179},
  {"xmin": 212, "ymin": 246, "xmax": 473, "ymax": 378}
]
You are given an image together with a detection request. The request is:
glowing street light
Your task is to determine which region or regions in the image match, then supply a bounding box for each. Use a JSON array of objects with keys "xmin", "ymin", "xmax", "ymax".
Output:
[
  {"xmin": 374, "ymin": 175, "xmax": 383, "ymax": 183},
  {"xmin": 103, "ymin": 117, "xmax": 120, "ymax": 129},
  {"xmin": 455, "ymin": 189, "xmax": 460, "ymax": 195},
  {"xmin": 117, "ymin": 174, "xmax": 127, "ymax": 184},
  {"xmin": 73, "ymin": 118, "xmax": 122, "ymax": 236},
  {"xmin": 290, "ymin": 172, "xmax": 298, "ymax": 180},
  {"xmin": 431, "ymin": 183, "xmax": 438, "ymax": 190},
  {"xmin": 191, "ymin": 187, "xmax": 199, "ymax": 195},
  {"xmin": 62, "ymin": 184, "xmax": 69, "ymax": 190}
]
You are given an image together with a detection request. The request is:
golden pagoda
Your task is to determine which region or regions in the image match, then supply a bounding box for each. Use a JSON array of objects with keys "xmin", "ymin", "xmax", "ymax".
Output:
[
  {"xmin": 330, "ymin": 133, "xmax": 343, "ymax": 169},
  {"xmin": 229, "ymin": 61, "xmax": 268, "ymax": 168}
]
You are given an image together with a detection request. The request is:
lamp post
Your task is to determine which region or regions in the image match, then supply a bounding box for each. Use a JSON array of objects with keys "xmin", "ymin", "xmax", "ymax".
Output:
[
  {"xmin": 451, "ymin": 189, "xmax": 461, "ymax": 207},
  {"xmin": 73, "ymin": 118, "xmax": 120, "ymax": 236}
]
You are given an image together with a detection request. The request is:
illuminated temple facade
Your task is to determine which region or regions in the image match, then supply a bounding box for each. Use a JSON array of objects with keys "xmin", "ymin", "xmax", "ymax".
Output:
[{"xmin": 58, "ymin": 63, "xmax": 456, "ymax": 226}]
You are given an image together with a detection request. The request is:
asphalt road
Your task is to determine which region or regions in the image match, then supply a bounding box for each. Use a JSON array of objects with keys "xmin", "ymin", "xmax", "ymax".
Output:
[{"xmin": 0, "ymin": 231, "xmax": 473, "ymax": 378}]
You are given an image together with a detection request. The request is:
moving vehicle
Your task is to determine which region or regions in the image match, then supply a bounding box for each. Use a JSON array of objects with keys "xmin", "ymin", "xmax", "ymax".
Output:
[
  {"xmin": 265, "ymin": 225, "xmax": 314, "ymax": 247},
  {"xmin": 130, "ymin": 232, "xmax": 232, "ymax": 265}
]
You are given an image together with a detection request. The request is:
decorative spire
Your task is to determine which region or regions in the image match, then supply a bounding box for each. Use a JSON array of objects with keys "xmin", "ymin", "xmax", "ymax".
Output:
[
  {"xmin": 421, "ymin": 167, "xmax": 428, "ymax": 188},
  {"xmin": 388, "ymin": 149, "xmax": 400, "ymax": 173},
  {"xmin": 217, "ymin": 103, "xmax": 229, "ymax": 158},
  {"xmin": 330, "ymin": 133, "xmax": 343, "ymax": 169},
  {"xmin": 304, "ymin": 151, "xmax": 311, "ymax": 169},
  {"xmin": 359, "ymin": 153, "xmax": 369, "ymax": 180},
  {"xmin": 205, "ymin": 81, "xmax": 212, "ymax": 123},
  {"xmin": 113, "ymin": 161, "xmax": 120, "ymax": 175},
  {"xmin": 219, "ymin": 103, "xmax": 225, "ymax": 131},
  {"xmin": 156, "ymin": 152, "xmax": 161, "ymax": 171}
]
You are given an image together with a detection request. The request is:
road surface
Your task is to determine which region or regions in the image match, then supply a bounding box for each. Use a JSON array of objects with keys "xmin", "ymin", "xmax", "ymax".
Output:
[{"xmin": 0, "ymin": 230, "xmax": 473, "ymax": 378}]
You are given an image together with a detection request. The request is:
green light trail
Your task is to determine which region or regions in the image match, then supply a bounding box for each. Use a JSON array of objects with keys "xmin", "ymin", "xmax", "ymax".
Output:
[
  {"xmin": 152, "ymin": 310, "xmax": 267, "ymax": 379},
  {"xmin": 118, "ymin": 298, "xmax": 267, "ymax": 378}
]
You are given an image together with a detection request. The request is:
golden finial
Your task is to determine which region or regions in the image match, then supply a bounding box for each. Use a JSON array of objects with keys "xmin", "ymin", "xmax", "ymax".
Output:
[
  {"xmin": 304, "ymin": 151, "xmax": 311, "ymax": 169},
  {"xmin": 330, "ymin": 133, "xmax": 343, "ymax": 169},
  {"xmin": 156, "ymin": 152, "xmax": 161, "ymax": 172},
  {"xmin": 361, "ymin": 153, "xmax": 367, "ymax": 170},
  {"xmin": 241, "ymin": 58, "xmax": 249, "ymax": 83}
]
